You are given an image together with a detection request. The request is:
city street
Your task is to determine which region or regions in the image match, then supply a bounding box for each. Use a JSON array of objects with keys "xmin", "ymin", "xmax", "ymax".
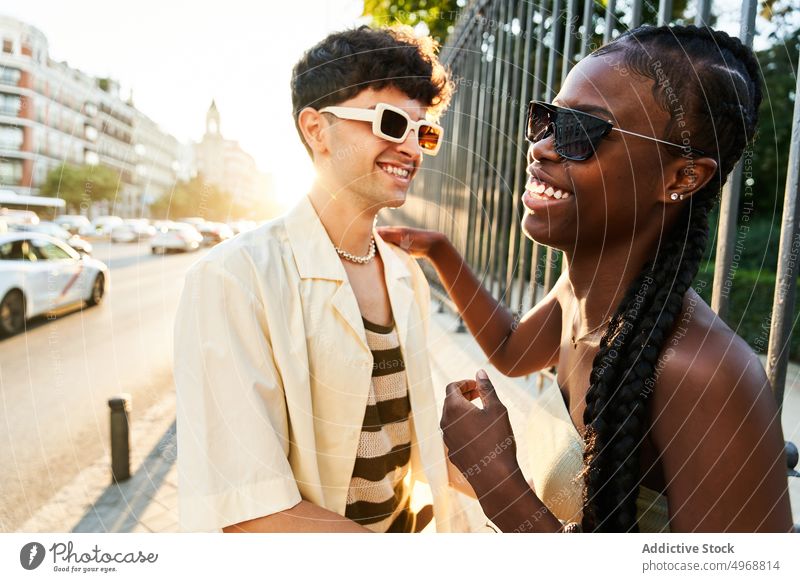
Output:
[{"xmin": 0, "ymin": 240, "xmax": 208, "ymax": 532}]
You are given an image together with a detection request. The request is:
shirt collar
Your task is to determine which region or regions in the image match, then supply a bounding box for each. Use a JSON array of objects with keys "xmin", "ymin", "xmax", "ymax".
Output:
[{"xmin": 284, "ymin": 195, "xmax": 411, "ymax": 282}]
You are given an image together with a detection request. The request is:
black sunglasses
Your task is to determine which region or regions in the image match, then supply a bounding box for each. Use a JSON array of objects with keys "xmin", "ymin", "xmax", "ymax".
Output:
[{"xmin": 525, "ymin": 101, "xmax": 707, "ymax": 161}]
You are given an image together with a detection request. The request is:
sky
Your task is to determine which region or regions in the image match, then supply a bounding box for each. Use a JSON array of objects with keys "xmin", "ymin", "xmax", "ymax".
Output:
[{"xmin": 3, "ymin": 0, "xmax": 366, "ymax": 208}]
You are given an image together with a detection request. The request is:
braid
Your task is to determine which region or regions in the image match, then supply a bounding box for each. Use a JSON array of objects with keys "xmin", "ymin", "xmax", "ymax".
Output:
[{"xmin": 580, "ymin": 25, "xmax": 762, "ymax": 532}]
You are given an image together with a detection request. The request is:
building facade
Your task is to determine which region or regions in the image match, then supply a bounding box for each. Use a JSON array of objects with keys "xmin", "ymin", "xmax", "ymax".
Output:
[
  {"xmin": 0, "ymin": 15, "xmax": 183, "ymax": 217},
  {"xmin": 193, "ymin": 100, "xmax": 269, "ymax": 211}
]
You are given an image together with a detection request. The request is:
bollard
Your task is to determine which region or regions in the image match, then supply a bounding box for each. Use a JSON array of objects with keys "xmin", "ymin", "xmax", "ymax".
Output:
[{"xmin": 108, "ymin": 394, "xmax": 132, "ymax": 482}]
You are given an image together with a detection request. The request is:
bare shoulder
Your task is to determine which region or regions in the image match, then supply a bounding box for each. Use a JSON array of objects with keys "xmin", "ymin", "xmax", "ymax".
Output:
[
  {"xmin": 653, "ymin": 287, "xmax": 771, "ymax": 417},
  {"xmin": 647, "ymin": 288, "xmax": 792, "ymax": 531}
]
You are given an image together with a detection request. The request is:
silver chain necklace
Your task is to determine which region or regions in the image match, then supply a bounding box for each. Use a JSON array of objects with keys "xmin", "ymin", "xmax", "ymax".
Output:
[{"xmin": 335, "ymin": 236, "xmax": 376, "ymax": 264}]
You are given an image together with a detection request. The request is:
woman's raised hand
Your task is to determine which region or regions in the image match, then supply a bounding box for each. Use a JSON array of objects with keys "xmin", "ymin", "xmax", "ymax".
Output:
[
  {"xmin": 376, "ymin": 226, "xmax": 444, "ymax": 260},
  {"xmin": 440, "ymin": 369, "xmax": 519, "ymax": 497}
]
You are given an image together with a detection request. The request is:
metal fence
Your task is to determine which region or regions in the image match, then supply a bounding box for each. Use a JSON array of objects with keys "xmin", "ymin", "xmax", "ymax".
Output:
[{"xmin": 396, "ymin": 0, "xmax": 800, "ymax": 413}]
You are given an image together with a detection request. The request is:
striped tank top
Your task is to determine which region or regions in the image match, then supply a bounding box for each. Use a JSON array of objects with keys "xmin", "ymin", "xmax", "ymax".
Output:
[{"xmin": 344, "ymin": 318, "xmax": 413, "ymax": 532}]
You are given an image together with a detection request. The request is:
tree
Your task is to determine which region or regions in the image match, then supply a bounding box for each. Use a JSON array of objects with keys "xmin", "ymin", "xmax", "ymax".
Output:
[
  {"xmin": 751, "ymin": 25, "xmax": 799, "ymax": 217},
  {"xmin": 149, "ymin": 176, "xmax": 241, "ymax": 222},
  {"xmin": 760, "ymin": 0, "xmax": 800, "ymax": 41},
  {"xmin": 39, "ymin": 163, "xmax": 120, "ymax": 215},
  {"xmin": 362, "ymin": 0, "xmax": 462, "ymax": 44}
]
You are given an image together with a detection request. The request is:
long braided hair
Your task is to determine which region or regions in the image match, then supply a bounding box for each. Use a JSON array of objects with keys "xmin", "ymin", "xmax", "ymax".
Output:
[{"xmin": 579, "ymin": 25, "xmax": 763, "ymax": 532}]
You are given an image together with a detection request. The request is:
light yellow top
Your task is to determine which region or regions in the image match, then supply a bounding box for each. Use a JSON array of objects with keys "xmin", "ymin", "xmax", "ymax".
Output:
[
  {"xmin": 174, "ymin": 195, "xmax": 470, "ymax": 532},
  {"xmin": 524, "ymin": 377, "xmax": 671, "ymax": 532}
]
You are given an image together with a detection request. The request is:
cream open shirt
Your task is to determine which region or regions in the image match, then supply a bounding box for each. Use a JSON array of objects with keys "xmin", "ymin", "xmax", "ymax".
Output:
[{"xmin": 174, "ymin": 195, "xmax": 470, "ymax": 532}]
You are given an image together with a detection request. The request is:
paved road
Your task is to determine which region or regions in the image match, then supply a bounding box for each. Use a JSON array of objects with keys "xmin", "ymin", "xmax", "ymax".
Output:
[{"xmin": 0, "ymin": 240, "xmax": 208, "ymax": 532}]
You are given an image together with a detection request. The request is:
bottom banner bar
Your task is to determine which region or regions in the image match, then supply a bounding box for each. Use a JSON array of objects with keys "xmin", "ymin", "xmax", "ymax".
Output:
[{"xmin": 1, "ymin": 533, "xmax": 796, "ymax": 581}]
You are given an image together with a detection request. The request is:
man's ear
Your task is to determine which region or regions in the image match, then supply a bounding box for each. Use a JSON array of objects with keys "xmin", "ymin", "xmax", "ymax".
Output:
[
  {"xmin": 661, "ymin": 155, "xmax": 718, "ymax": 204},
  {"xmin": 297, "ymin": 107, "xmax": 330, "ymax": 158}
]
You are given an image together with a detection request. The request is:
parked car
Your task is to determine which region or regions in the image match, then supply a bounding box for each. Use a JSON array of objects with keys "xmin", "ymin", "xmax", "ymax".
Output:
[
  {"xmin": 0, "ymin": 233, "xmax": 109, "ymax": 336},
  {"xmin": 54, "ymin": 214, "xmax": 92, "ymax": 236},
  {"xmin": 197, "ymin": 222, "xmax": 234, "ymax": 246},
  {"xmin": 91, "ymin": 215, "xmax": 123, "ymax": 236},
  {"xmin": 111, "ymin": 219, "xmax": 157, "ymax": 243},
  {"xmin": 228, "ymin": 220, "xmax": 257, "ymax": 235},
  {"xmin": 150, "ymin": 223, "xmax": 203, "ymax": 254},
  {"xmin": 10, "ymin": 221, "xmax": 93, "ymax": 256},
  {"xmin": 1, "ymin": 209, "xmax": 39, "ymax": 226},
  {"xmin": 177, "ymin": 217, "xmax": 205, "ymax": 229}
]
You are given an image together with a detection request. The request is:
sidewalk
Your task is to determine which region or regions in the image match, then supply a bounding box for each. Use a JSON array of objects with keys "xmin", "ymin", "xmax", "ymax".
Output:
[
  {"xmin": 19, "ymin": 391, "xmax": 178, "ymax": 533},
  {"xmin": 18, "ymin": 302, "xmax": 800, "ymax": 532}
]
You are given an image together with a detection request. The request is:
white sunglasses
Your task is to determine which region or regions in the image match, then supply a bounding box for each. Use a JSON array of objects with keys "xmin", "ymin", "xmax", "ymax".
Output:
[{"xmin": 318, "ymin": 102, "xmax": 443, "ymax": 156}]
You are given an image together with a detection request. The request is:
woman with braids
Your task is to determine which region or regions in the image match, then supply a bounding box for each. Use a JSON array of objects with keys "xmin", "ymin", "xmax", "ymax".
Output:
[{"xmin": 377, "ymin": 24, "xmax": 793, "ymax": 532}]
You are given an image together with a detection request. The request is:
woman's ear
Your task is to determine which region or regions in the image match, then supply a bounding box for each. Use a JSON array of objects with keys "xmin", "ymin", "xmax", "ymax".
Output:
[
  {"xmin": 297, "ymin": 107, "xmax": 330, "ymax": 158},
  {"xmin": 662, "ymin": 156, "xmax": 718, "ymax": 203}
]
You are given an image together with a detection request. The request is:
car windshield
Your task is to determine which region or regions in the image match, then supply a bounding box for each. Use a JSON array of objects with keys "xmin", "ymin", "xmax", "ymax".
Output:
[
  {"xmin": 41, "ymin": 223, "xmax": 71, "ymax": 238},
  {"xmin": 29, "ymin": 237, "xmax": 79, "ymax": 260}
]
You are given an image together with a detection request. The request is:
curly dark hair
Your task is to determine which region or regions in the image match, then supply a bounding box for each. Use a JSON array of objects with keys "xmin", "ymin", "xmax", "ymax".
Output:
[
  {"xmin": 291, "ymin": 25, "xmax": 453, "ymax": 157},
  {"xmin": 579, "ymin": 25, "xmax": 763, "ymax": 532}
]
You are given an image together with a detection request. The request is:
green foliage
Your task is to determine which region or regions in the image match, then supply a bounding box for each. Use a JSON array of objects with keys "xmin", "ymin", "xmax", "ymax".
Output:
[
  {"xmin": 696, "ymin": 211, "xmax": 800, "ymax": 360},
  {"xmin": 695, "ymin": 261, "xmax": 800, "ymax": 361},
  {"xmin": 39, "ymin": 163, "xmax": 120, "ymax": 214},
  {"xmin": 362, "ymin": 0, "xmax": 462, "ymax": 44},
  {"xmin": 760, "ymin": 0, "xmax": 800, "ymax": 39},
  {"xmin": 149, "ymin": 176, "xmax": 237, "ymax": 222},
  {"xmin": 751, "ymin": 27, "xmax": 799, "ymax": 217},
  {"xmin": 150, "ymin": 175, "xmax": 281, "ymax": 222}
]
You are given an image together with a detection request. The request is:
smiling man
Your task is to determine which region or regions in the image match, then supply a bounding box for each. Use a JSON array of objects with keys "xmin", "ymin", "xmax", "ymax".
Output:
[{"xmin": 174, "ymin": 26, "xmax": 475, "ymax": 533}]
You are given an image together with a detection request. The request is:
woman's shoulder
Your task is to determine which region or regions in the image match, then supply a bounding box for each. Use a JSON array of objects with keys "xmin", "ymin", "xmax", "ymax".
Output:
[{"xmin": 650, "ymin": 286, "xmax": 773, "ymax": 433}]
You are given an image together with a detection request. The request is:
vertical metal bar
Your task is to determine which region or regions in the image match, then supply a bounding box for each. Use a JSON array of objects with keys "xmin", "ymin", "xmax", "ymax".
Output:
[
  {"xmin": 464, "ymin": 37, "xmax": 483, "ymax": 264},
  {"xmin": 580, "ymin": 0, "xmax": 595, "ymax": 59},
  {"xmin": 562, "ymin": 0, "xmax": 578, "ymax": 79},
  {"xmin": 452, "ymin": 66, "xmax": 469, "ymax": 253},
  {"xmin": 765, "ymin": 50, "xmax": 800, "ymax": 412},
  {"xmin": 532, "ymin": 0, "xmax": 547, "ymax": 101},
  {"xmin": 489, "ymin": 0, "xmax": 518, "ymax": 303},
  {"xmin": 657, "ymin": 0, "xmax": 673, "ymax": 26},
  {"xmin": 738, "ymin": 0, "xmax": 758, "ymax": 47},
  {"xmin": 472, "ymin": 7, "xmax": 498, "ymax": 273},
  {"xmin": 557, "ymin": 0, "xmax": 579, "ymax": 278},
  {"xmin": 443, "ymin": 90, "xmax": 462, "ymax": 241},
  {"xmin": 546, "ymin": 0, "xmax": 563, "ymax": 101},
  {"xmin": 711, "ymin": 0, "xmax": 758, "ymax": 318},
  {"xmin": 480, "ymin": 0, "xmax": 508, "ymax": 294},
  {"xmin": 495, "ymin": 0, "xmax": 523, "ymax": 306},
  {"xmin": 604, "ymin": 0, "xmax": 617, "ymax": 45},
  {"xmin": 631, "ymin": 0, "xmax": 643, "ymax": 28},
  {"xmin": 543, "ymin": 0, "xmax": 564, "ymax": 292},
  {"xmin": 530, "ymin": 0, "xmax": 561, "ymax": 305},
  {"xmin": 695, "ymin": 0, "xmax": 712, "ymax": 26},
  {"xmin": 506, "ymin": 0, "xmax": 536, "ymax": 311},
  {"xmin": 486, "ymin": 0, "xmax": 509, "ymax": 297},
  {"xmin": 521, "ymin": 1, "xmax": 548, "ymax": 309}
]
